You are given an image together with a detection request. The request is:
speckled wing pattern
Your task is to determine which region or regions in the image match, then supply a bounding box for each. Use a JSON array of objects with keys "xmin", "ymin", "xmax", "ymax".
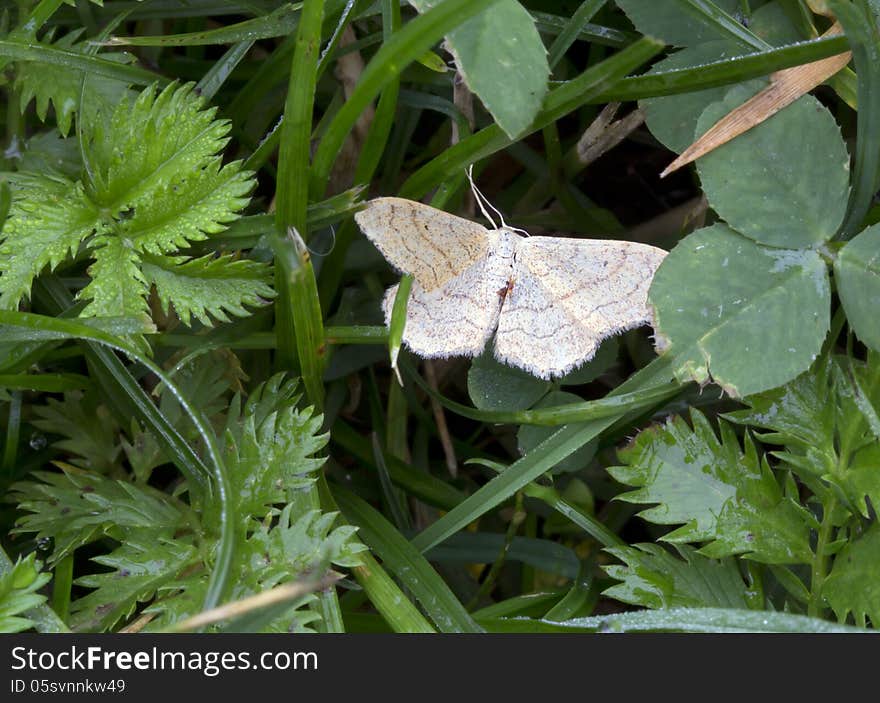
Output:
[
  {"xmin": 355, "ymin": 198, "xmax": 667, "ymax": 378},
  {"xmin": 494, "ymin": 237, "xmax": 668, "ymax": 379}
]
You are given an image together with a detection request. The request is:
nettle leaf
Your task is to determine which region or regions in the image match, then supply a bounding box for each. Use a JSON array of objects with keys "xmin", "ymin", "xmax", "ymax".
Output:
[
  {"xmin": 822, "ymin": 524, "xmax": 880, "ymax": 628},
  {"xmin": 0, "ymin": 173, "xmax": 101, "ymax": 308},
  {"xmin": 603, "ymin": 543, "xmax": 750, "ymax": 609},
  {"xmin": 141, "ymin": 253, "xmax": 274, "ymax": 326},
  {"xmin": 610, "ymin": 410, "xmax": 814, "ymax": 564},
  {"xmin": 835, "ymin": 223, "xmax": 880, "ymax": 352},
  {"xmin": 641, "ymin": 41, "xmax": 762, "ymax": 154},
  {"xmin": 71, "ymin": 534, "xmax": 199, "ymax": 632},
  {"xmin": 0, "ymin": 82, "xmax": 263, "ymax": 323},
  {"xmin": 10, "ymin": 470, "xmax": 187, "ymax": 563},
  {"xmin": 696, "ymin": 86, "xmax": 850, "ymax": 248},
  {"xmin": 614, "ymin": 0, "xmax": 748, "ymax": 47},
  {"xmin": 467, "ymin": 349, "xmax": 550, "ymax": 412},
  {"xmin": 14, "ymin": 29, "xmax": 134, "ymax": 137},
  {"xmin": 649, "ymin": 224, "xmax": 830, "ymax": 397},
  {"xmin": 80, "ymin": 235, "xmax": 151, "ymax": 321},
  {"xmin": 409, "ymin": 0, "xmax": 548, "ymax": 138},
  {"xmin": 0, "ymin": 554, "xmax": 52, "ymax": 634}
]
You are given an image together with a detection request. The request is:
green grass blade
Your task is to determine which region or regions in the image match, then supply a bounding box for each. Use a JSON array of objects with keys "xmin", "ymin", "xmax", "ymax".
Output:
[
  {"xmin": 196, "ymin": 40, "xmax": 255, "ymax": 101},
  {"xmin": 0, "ymin": 373, "xmax": 90, "ymax": 392},
  {"xmin": 335, "ymin": 487, "xmax": 483, "ymax": 633},
  {"xmin": 106, "ymin": 3, "xmax": 302, "ymax": 46},
  {"xmin": 400, "ymin": 35, "xmax": 663, "ymax": 199},
  {"xmin": 411, "ymin": 358, "xmax": 676, "ymax": 552},
  {"xmin": 0, "ymin": 39, "xmax": 165, "ymax": 86},
  {"xmin": 309, "ymin": 0, "xmax": 505, "ymax": 198},
  {"xmin": 547, "ymin": 0, "xmax": 607, "ymax": 70},
  {"xmin": 829, "ymin": 0, "xmax": 880, "ymax": 239}
]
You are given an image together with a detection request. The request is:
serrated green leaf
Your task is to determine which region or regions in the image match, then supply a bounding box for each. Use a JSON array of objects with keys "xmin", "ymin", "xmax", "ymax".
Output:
[
  {"xmin": 71, "ymin": 535, "xmax": 199, "ymax": 632},
  {"xmin": 467, "ymin": 348, "xmax": 550, "ymax": 412},
  {"xmin": 725, "ymin": 357, "xmax": 835, "ymax": 448},
  {"xmin": 604, "ymin": 543, "xmax": 750, "ymax": 609},
  {"xmin": 31, "ymin": 392, "xmax": 123, "ymax": 473},
  {"xmin": 696, "ymin": 87, "xmax": 850, "ymax": 248},
  {"xmin": 410, "ymin": 0, "xmax": 549, "ymax": 138},
  {"xmin": 640, "ymin": 41, "xmax": 762, "ymax": 153},
  {"xmin": 0, "ymin": 174, "xmax": 100, "ymax": 308},
  {"xmin": 0, "ymin": 554, "xmax": 52, "ymax": 634},
  {"xmin": 650, "ymin": 224, "xmax": 830, "ymax": 396},
  {"xmin": 835, "ymin": 223, "xmax": 880, "ymax": 351},
  {"xmin": 610, "ymin": 409, "xmax": 814, "ymax": 563},
  {"xmin": 79, "ymin": 235, "xmax": 151, "ymax": 321},
  {"xmin": 822, "ymin": 523, "xmax": 880, "ymax": 627},
  {"xmin": 14, "ymin": 30, "xmax": 134, "ymax": 136},
  {"xmin": 10, "ymin": 469, "xmax": 187, "ymax": 563},
  {"xmin": 141, "ymin": 253, "xmax": 273, "ymax": 326}
]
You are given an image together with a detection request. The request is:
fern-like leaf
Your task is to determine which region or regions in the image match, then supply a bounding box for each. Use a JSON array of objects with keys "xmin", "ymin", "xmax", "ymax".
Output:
[
  {"xmin": 10, "ymin": 469, "xmax": 188, "ymax": 563},
  {"xmin": 610, "ymin": 410, "xmax": 814, "ymax": 564},
  {"xmin": 141, "ymin": 253, "xmax": 274, "ymax": 326},
  {"xmin": 70, "ymin": 534, "xmax": 199, "ymax": 632}
]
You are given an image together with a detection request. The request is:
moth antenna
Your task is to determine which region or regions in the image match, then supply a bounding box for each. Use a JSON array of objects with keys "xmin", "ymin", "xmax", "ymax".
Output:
[
  {"xmin": 467, "ymin": 165, "xmax": 500, "ymax": 230},
  {"xmin": 466, "ymin": 166, "xmax": 530, "ymax": 236},
  {"xmin": 305, "ymin": 224, "xmax": 337, "ymax": 258}
]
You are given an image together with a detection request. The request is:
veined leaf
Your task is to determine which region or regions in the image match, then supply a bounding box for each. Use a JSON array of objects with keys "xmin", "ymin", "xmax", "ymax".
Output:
[
  {"xmin": 604, "ymin": 543, "xmax": 750, "ymax": 609},
  {"xmin": 614, "ymin": 0, "xmax": 759, "ymax": 49},
  {"xmin": 835, "ymin": 223, "xmax": 880, "ymax": 352},
  {"xmin": 409, "ymin": 0, "xmax": 549, "ymax": 138},
  {"xmin": 696, "ymin": 86, "xmax": 850, "ymax": 249},
  {"xmin": 0, "ymin": 174, "xmax": 100, "ymax": 309},
  {"xmin": 650, "ymin": 224, "xmax": 830, "ymax": 397},
  {"xmin": 822, "ymin": 523, "xmax": 880, "ymax": 628},
  {"xmin": 0, "ymin": 554, "xmax": 52, "ymax": 634},
  {"xmin": 142, "ymin": 253, "xmax": 274, "ymax": 327},
  {"xmin": 610, "ymin": 410, "xmax": 814, "ymax": 564}
]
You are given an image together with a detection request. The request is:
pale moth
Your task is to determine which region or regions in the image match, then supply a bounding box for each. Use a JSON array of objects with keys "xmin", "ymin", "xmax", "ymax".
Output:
[{"xmin": 354, "ymin": 194, "xmax": 667, "ymax": 380}]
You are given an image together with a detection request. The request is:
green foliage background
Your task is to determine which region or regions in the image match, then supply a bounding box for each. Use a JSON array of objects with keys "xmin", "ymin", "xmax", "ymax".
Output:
[{"xmin": 0, "ymin": 0, "xmax": 878, "ymax": 634}]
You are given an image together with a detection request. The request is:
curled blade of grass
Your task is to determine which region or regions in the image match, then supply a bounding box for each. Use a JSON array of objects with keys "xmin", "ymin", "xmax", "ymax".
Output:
[
  {"xmin": 400, "ymin": 35, "xmax": 664, "ymax": 199},
  {"xmin": 661, "ymin": 22, "xmax": 851, "ymax": 177},
  {"xmin": 309, "ymin": 0, "xmax": 505, "ymax": 199},
  {"xmin": 410, "ymin": 357, "xmax": 676, "ymax": 553},
  {"xmin": 829, "ymin": 0, "xmax": 880, "ymax": 239},
  {"xmin": 0, "ymin": 309, "xmax": 234, "ymax": 610},
  {"xmin": 404, "ymin": 358, "xmax": 681, "ymax": 426},
  {"xmin": 334, "ymin": 488, "xmax": 482, "ymax": 633},
  {"xmin": 0, "ymin": 39, "xmax": 164, "ymax": 86}
]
